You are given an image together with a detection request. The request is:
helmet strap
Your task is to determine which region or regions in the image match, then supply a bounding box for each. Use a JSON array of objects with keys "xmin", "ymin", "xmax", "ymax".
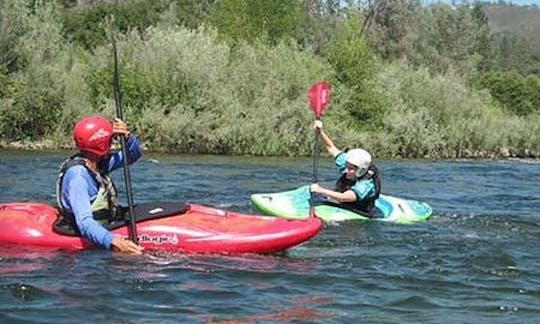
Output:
[{"xmin": 357, "ymin": 168, "xmax": 373, "ymax": 179}]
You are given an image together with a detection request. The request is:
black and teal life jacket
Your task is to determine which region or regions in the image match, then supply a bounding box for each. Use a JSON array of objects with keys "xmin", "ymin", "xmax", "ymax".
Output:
[{"xmin": 334, "ymin": 163, "xmax": 381, "ymax": 215}]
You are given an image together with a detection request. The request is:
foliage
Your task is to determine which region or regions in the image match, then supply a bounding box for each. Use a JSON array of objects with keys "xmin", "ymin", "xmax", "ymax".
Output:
[
  {"xmin": 491, "ymin": 31, "xmax": 540, "ymax": 76},
  {"xmin": 61, "ymin": 0, "xmax": 169, "ymax": 50},
  {"xmin": 0, "ymin": 0, "xmax": 66, "ymax": 141},
  {"xmin": 365, "ymin": 0, "xmax": 423, "ymax": 62},
  {"xmin": 0, "ymin": 0, "xmax": 539, "ymax": 158},
  {"xmin": 483, "ymin": 2, "xmax": 540, "ymax": 55},
  {"xmin": 84, "ymin": 26, "xmax": 333, "ymax": 155},
  {"xmin": 401, "ymin": 3, "xmax": 484, "ymax": 75},
  {"xmin": 0, "ymin": 2, "xmax": 19, "ymax": 74},
  {"xmin": 482, "ymin": 3, "xmax": 540, "ymax": 76},
  {"xmin": 159, "ymin": 0, "xmax": 215, "ymax": 30},
  {"xmin": 326, "ymin": 13, "xmax": 384, "ymax": 130},
  {"xmin": 479, "ymin": 71, "xmax": 540, "ymax": 116},
  {"xmin": 0, "ymin": 64, "xmax": 6, "ymax": 98},
  {"xmin": 209, "ymin": 0, "xmax": 304, "ymax": 46},
  {"xmin": 472, "ymin": 3, "xmax": 496, "ymax": 73},
  {"xmin": 373, "ymin": 62, "xmax": 529, "ymax": 158}
]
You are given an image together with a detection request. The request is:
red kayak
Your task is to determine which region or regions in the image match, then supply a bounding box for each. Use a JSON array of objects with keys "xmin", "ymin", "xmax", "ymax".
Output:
[{"xmin": 0, "ymin": 202, "xmax": 321, "ymax": 254}]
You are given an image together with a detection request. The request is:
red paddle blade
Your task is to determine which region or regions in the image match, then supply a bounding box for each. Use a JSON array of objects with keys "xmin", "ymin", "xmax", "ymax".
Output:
[{"xmin": 308, "ymin": 81, "xmax": 331, "ymax": 118}]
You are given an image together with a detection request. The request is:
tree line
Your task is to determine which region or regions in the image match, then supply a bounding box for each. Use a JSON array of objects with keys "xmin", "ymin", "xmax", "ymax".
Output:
[{"xmin": 0, "ymin": 0, "xmax": 538, "ymax": 158}]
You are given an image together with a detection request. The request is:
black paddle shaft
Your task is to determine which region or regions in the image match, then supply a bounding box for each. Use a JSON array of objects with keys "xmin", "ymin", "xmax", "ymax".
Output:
[
  {"xmin": 112, "ymin": 39, "xmax": 138, "ymax": 243},
  {"xmin": 312, "ymin": 128, "xmax": 321, "ymax": 184},
  {"xmin": 310, "ymin": 119, "xmax": 323, "ymax": 212}
]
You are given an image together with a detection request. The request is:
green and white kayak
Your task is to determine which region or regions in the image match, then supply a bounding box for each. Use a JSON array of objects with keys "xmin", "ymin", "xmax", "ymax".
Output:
[{"xmin": 251, "ymin": 185, "xmax": 433, "ymax": 224}]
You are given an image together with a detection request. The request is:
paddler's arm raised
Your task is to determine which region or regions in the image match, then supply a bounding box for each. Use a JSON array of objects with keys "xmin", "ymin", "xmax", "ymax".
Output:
[
  {"xmin": 108, "ymin": 118, "xmax": 143, "ymax": 172},
  {"xmin": 313, "ymin": 120, "xmax": 340, "ymax": 158}
]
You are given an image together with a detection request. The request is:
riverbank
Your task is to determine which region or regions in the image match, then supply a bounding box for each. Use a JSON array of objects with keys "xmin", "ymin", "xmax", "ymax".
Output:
[{"xmin": 1, "ymin": 140, "xmax": 538, "ymax": 159}]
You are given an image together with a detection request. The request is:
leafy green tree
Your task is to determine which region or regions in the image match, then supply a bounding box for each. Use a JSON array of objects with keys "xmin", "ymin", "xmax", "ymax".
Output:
[
  {"xmin": 0, "ymin": 0, "xmax": 66, "ymax": 141},
  {"xmin": 61, "ymin": 0, "xmax": 168, "ymax": 50},
  {"xmin": 492, "ymin": 31, "xmax": 540, "ymax": 76},
  {"xmin": 480, "ymin": 71, "xmax": 540, "ymax": 116},
  {"xmin": 210, "ymin": 0, "xmax": 304, "ymax": 46},
  {"xmin": 472, "ymin": 3, "xmax": 495, "ymax": 73},
  {"xmin": 170, "ymin": 0, "xmax": 214, "ymax": 29},
  {"xmin": 425, "ymin": 4, "xmax": 480, "ymax": 74},
  {"xmin": 365, "ymin": 0, "xmax": 422, "ymax": 61},
  {"xmin": 295, "ymin": 0, "xmax": 335, "ymax": 54},
  {"xmin": 326, "ymin": 13, "xmax": 383, "ymax": 130},
  {"xmin": 0, "ymin": 6, "xmax": 15, "ymax": 75}
]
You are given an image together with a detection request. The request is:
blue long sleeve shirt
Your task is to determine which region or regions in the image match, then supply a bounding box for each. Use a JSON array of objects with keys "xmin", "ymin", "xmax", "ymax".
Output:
[{"xmin": 59, "ymin": 135, "xmax": 142, "ymax": 249}]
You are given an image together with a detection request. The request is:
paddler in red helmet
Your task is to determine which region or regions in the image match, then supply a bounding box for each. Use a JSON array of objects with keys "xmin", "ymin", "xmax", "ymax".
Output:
[{"xmin": 55, "ymin": 116, "xmax": 143, "ymax": 254}]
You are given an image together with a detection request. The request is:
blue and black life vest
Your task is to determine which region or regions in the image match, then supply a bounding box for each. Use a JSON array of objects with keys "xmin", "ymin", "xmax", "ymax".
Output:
[{"xmin": 335, "ymin": 163, "xmax": 381, "ymax": 215}]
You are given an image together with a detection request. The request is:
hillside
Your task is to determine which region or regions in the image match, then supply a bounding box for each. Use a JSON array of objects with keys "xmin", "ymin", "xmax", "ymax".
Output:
[{"xmin": 483, "ymin": 3, "xmax": 540, "ymax": 54}]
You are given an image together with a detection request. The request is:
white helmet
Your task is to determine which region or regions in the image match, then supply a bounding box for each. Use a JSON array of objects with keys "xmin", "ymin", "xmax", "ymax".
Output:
[{"xmin": 346, "ymin": 149, "xmax": 371, "ymax": 177}]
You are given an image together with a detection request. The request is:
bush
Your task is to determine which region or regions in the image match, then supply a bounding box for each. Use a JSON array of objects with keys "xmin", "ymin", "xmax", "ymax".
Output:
[
  {"xmin": 61, "ymin": 0, "xmax": 169, "ymax": 50},
  {"xmin": 84, "ymin": 26, "xmax": 334, "ymax": 155},
  {"xmin": 373, "ymin": 62, "xmax": 532, "ymax": 158},
  {"xmin": 0, "ymin": 1, "xmax": 67, "ymax": 141},
  {"xmin": 479, "ymin": 71, "xmax": 540, "ymax": 116},
  {"xmin": 325, "ymin": 13, "xmax": 385, "ymax": 130}
]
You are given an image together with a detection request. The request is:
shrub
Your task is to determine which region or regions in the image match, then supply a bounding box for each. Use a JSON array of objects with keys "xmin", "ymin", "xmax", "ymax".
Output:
[
  {"xmin": 479, "ymin": 71, "xmax": 540, "ymax": 116},
  {"xmin": 85, "ymin": 26, "xmax": 334, "ymax": 155},
  {"xmin": 373, "ymin": 62, "xmax": 532, "ymax": 158}
]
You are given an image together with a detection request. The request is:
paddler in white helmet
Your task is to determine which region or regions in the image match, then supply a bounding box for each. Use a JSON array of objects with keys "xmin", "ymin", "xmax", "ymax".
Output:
[{"xmin": 310, "ymin": 120, "xmax": 381, "ymax": 216}]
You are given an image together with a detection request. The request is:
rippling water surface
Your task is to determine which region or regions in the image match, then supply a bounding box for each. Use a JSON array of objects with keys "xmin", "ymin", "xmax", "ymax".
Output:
[{"xmin": 0, "ymin": 150, "xmax": 539, "ymax": 323}]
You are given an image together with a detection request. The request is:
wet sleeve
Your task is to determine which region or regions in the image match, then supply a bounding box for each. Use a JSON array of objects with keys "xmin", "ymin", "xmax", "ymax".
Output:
[{"xmin": 65, "ymin": 172, "xmax": 114, "ymax": 249}]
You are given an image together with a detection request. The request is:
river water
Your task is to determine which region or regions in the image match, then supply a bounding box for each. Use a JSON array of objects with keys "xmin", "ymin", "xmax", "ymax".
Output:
[{"xmin": 0, "ymin": 150, "xmax": 538, "ymax": 323}]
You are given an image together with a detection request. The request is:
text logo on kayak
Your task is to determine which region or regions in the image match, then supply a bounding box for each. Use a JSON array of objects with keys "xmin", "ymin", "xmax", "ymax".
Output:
[{"xmin": 138, "ymin": 234, "xmax": 179, "ymax": 245}]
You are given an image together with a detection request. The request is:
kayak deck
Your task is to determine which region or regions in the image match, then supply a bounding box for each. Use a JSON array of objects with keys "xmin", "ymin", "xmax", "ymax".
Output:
[
  {"xmin": 0, "ymin": 202, "xmax": 322, "ymax": 253},
  {"xmin": 251, "ymin": 186, "xmax": 433, "ymax": 224}
]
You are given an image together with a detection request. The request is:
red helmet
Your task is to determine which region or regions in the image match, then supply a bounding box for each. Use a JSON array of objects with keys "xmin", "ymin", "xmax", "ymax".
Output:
[{"xmin": 73, "ymin": 116, "xmax": 113, "ymax": 157}]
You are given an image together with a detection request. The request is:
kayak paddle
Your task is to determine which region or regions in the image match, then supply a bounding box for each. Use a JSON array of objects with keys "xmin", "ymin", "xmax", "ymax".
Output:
[
  {"xmin": 307, "ymin": 81, "xmax": 331, "ymax": 218},
  {"xmin": 112, "ymin": 37, "xmax": 138, "ymax": 244}
]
